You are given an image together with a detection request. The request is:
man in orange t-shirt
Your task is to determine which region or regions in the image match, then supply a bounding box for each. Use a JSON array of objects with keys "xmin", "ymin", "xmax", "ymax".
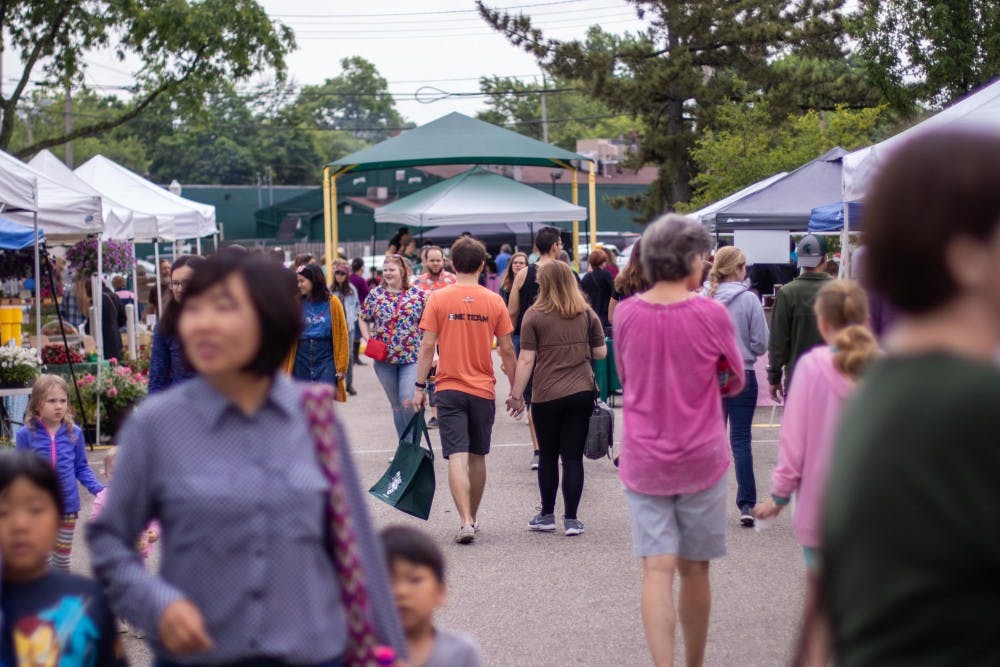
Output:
[{"xmin": 413, "ymin": 237, "xmax": 516, "ymax": 545}]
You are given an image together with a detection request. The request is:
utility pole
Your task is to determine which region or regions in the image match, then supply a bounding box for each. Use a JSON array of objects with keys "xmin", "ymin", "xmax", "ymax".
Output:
[
  {"xmin": 64, "ymin": 79, "xmax": 74, "ymax": 167},
  {"xmin": 540, "ymin": 74, "xmax": 549, "ymax": 144}
]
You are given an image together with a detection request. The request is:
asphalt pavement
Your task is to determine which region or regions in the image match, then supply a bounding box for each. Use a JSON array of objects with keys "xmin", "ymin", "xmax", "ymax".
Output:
[{"xmin": 77, "ymin": 355, "xmax": 804, "ymax": 666}]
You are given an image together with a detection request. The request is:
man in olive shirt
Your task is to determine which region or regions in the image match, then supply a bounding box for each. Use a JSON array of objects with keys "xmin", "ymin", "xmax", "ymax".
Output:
[{"xmin": 766, "ymin": 234, "xmax": 831, "ymax": 401}]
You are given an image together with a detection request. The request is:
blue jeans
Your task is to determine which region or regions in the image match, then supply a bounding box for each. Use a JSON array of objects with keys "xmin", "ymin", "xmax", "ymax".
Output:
[
  {"xmin": 345, "ymin": 331, "xmax": 356, "ymax": 389},
  {"xmin": 723, "ymin": 370, "xmax": 758, "ymax": 508},
  {"xmin": 373, "ymin": 361, "xmax": 417, "ymax": 438}
]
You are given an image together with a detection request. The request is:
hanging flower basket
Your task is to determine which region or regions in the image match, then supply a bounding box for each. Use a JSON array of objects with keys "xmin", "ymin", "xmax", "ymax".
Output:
[{"xmin": 66, "ymin": 238, "xmax": 134, "ymax": 276}]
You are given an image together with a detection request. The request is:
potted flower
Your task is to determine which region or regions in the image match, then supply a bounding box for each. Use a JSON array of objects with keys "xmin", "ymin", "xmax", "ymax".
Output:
[
  {"xmin": 75, "ymin": 358, "xmax": 148, "ymax": 437},
  {"xmin": 41, "ymin": 343, "xmax": 85, "ymax": 366},
  {"xmin": 0, "ymin": 344, "xmax": 40, "ymax": 388}
]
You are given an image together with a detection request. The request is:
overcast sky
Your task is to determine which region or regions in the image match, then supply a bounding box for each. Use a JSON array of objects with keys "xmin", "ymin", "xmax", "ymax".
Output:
[{"xmin": 2, "ymin": 0, "xmax": 648, "ymax": 127}]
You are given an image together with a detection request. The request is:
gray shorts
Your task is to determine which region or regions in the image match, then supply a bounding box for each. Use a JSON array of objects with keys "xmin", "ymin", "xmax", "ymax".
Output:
[
  {"xmin": 624, "ymin": 474, "xmax": 727, "ymax": 560},
  {"xmin": 435, "ymin": 390, "xmax": 496, "ymax": 459}
]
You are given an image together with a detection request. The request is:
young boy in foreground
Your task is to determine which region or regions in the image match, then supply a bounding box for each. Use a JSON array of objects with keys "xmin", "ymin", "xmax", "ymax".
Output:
[{"xmin": 380, "ymin": 526, "xmax": 483, "ymax": 667}]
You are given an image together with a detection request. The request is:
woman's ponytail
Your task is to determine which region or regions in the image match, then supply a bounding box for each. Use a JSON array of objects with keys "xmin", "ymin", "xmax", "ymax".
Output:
[
  {"xmin": 707, "ymin": 246, "xmax": 746, "ymax": 297},
  {"xmin": 814, "ymin": 280, "xmax": 881, "ymax": 379}
]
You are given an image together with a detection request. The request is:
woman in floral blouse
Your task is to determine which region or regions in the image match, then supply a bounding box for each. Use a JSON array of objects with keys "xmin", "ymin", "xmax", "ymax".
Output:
[{"xmin": 360, "ymin": 255, "xmax": 428, "ymax": 437}]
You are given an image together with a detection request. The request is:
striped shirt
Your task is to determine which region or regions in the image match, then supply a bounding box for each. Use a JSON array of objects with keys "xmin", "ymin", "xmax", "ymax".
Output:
[{"xmin": 87, "ymin": 375, "xmax": 405, "ymax": 664}]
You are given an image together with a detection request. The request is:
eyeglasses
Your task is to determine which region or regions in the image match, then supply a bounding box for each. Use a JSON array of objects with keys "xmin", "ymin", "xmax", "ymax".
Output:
[
  {"xmin": 334, "ymin": 270, "xmax": 348, "ymax": 276},
  {"xmin": 169, "ymin": 280, "xmax": 189, "ymax": 289}
]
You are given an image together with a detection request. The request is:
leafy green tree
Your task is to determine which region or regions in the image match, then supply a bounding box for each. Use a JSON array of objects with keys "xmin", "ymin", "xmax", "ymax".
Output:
[
  {"xmin": 478, "ymin": 1, "xmax": 879, "ymax": 220},
  {"xmin": 0, "ymin": 0, "xmax": 294, "ymax": 157},
  {"xmin": 295, "ymin": 57, "xmax": 405, "ymax": 141},
  {"xmin": 686, "ymin": 102, "xmax": 887, "ymax": 209},
  {"xmin": 859, "ymin": 1, "xmax": 1000, "ymax": 112},
  {"xmin": 476, "ymin": 75, "xmax": 643, "ymax": 151}
]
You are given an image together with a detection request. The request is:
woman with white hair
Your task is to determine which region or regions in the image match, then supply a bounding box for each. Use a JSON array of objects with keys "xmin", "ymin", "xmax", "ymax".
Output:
[{"xmin": 613, "ymin": 214, "xmax": 744, "ymax": 667}]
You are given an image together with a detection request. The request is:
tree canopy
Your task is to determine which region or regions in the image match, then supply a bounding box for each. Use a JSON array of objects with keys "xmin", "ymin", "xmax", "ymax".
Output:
[
  {"xmin": 477, "ymin": 1, "xmax": 883, "ymax": 220},
  {"xmin": 860, "ymin": 0, "xmax": 1000, "ymax": 113},
  {"xmin": 0, "ymin": 0, "xmax": 294, "ymax": 158}
]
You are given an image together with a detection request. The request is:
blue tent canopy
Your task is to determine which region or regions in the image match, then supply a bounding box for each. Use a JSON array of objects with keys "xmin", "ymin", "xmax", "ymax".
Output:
[
  {"xmin": 808, "ymin": 201, "xmax": 864, "ymax": 233},
  {"xmin": 0, "ymin": 217, "xmax": 43, "ymax": 250}
]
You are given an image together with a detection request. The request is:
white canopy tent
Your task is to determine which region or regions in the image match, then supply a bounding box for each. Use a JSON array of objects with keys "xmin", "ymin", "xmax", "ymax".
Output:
[
  {"xmin": 75, "ymin": 155, "xmax": 216, "ymax": 241},
  {"xmin": 28, "ymin": 150, "xmax": 157, "ymax": 241},
  {"xmin": 843, "ymin": 77, "xmax": 1000, "ymax": 203},
  {"xmin": 0, "ymin": 150, "xmax": 103, "ymax": 241},
  {"xmin": 840, "ymin": 77, "xmax": 1000, "ymax": 275},
  {"xmin": 0, "ymin": 166, "xmax": 40, "ymax": 347},
  {"xmin": 374, "ymin": 166, "xmax": 587, "ymax": 226}
]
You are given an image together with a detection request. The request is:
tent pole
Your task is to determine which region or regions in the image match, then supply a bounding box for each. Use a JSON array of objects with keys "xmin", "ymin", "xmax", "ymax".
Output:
[
  {"xmin": 571, "ymin": 168, "xmax": 579, "ymax": 272},
  {"xmin": 840, "ymin": 204, "xmax": 851, "ymax": 279},
  {"xmin": 94, "ymin": 240, "xmax": 103, "ymax": 445},
  {"xmin": 154, "ymin": 242, "xmax": 162, "ymax": 320},
  {"xmin": 196, "ymin": 236, "xmax": 202, "ymax": 256},
  {"xmin": 32, "ymin": 212, "xmax": 41, "ymax": 347},
  {"xmin": 322, "ymin": 167, "xmax": 332, "ymax": 279},
  {"xmin": 588, "ymin": 165, "xmax": 597, "ymax": 248},
  {"xmin": 330, "ymin": 174, "xmax": 340, "ymax": 269}
]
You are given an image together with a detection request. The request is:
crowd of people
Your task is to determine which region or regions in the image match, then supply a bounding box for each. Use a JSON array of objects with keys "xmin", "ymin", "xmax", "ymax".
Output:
[{"xmin": 1, "ymin": 127, "xmax": 999, "ymax": 666}]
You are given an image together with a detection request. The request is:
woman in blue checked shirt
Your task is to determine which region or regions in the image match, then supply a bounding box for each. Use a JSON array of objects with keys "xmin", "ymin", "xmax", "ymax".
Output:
[{"xmin": 88, "ymin": 253, "xmax": 406, "ymax": 666}]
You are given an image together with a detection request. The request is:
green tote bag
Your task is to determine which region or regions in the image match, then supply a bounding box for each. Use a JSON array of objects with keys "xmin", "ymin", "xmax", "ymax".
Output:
[{"xmin": 368, "ymin": 411, "xmax": 436, "ymax": 520}]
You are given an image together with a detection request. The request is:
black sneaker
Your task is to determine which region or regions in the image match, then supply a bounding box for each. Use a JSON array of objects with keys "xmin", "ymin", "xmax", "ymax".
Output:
[
  {"xmin": 427, "ymin": 417, "xmax": 439, "ymax": 429},
  {"xmin": 739, "ymin": 504, "xmax": 755, "ymax": 528},
  {"xmin": 346, "ymin": 386, "xmax": 357, "ymax": 396},
  {"xmin": 530, "ymin": 452, "xmax": 539, "ymax": 470}
]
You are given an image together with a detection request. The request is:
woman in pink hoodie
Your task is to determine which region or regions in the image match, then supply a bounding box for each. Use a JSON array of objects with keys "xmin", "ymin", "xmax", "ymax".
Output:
[{"xmin": 755, "ymin": 280, "xmax": 879, "ymax": 665}]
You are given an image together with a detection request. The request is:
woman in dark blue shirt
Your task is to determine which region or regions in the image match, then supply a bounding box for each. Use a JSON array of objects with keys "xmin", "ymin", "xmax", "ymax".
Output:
[
  {"xmin": 148, "ymin": 255, "xmax": 205, "ymax": 394},
  {"xmin": 288, "ymin": 263, "xmax": 350, "ymax": 401}
]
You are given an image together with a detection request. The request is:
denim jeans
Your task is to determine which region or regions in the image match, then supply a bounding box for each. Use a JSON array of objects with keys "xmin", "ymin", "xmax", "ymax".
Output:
[
  {"xmin": 345, "ymin": 331, "xmax": 356, "ymax": 389},
  {"xmin": 723, "ymin": 370, "xmax": 758, "ymax": 508},
  {"xmin": 373, "ymin": 361, "xmax": 417, "ymax": 438}
]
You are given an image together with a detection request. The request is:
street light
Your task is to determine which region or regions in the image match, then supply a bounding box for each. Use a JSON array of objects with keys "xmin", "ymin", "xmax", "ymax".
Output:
[{"xmin": 549, "ymin": 169, "xmax": 563, "ymax": 195}]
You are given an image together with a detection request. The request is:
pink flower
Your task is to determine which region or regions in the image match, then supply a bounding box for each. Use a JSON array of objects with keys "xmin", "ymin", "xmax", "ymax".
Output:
[
  {"xmin": 109, "ymin": 358, "xmax": 118, "ymax": 366},
  {"xmin": 107, "ymin": 387, "xmax": 118, "ymax": 398}
]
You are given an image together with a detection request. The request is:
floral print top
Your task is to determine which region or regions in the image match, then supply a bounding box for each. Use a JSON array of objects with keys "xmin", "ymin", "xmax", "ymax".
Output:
[{"xmin": 360, "ymin": 286, "xmax": 427, "ymax": 365}]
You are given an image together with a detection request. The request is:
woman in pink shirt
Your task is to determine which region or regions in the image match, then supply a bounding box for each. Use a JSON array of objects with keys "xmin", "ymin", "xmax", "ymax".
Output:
[
  {"xmin": 754, "ymin": 280, "xmax": 878, "ymax": 665},
  {"xmin": 613, "ymin": 215, "xmax": 744, "ymax": 667}
]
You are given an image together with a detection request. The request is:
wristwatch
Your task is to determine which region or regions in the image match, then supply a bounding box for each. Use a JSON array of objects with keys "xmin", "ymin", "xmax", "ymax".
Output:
[{"xmin": 414, "ymin": 381, "xmax": 427, "ymax": 389}]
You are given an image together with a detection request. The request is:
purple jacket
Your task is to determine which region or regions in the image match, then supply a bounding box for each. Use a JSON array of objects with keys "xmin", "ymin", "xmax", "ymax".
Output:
[{"xmin": 17, "ymin": 420, "xmax": 103, "ymax": 514}]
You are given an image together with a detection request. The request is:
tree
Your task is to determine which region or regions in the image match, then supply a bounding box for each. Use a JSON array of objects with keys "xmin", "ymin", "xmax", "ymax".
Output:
[
  {"xmin": 478, "ymin": 1, "xmax": 880, "ymax": 220},
  {"xmin": 859, "ymin": 1, "xmax": 1000, "ymax": 112},
  {"xmin": 476, "ymin": 75, "xmax": 643, "ymax": 151},
  {"xmin": 0, "ymin": 0, "xmax": 294, "ymax": 157},
  {"xmin": 295, "ymin": 57, "xmax": 406, "ymax": 141},
  {"xmin": 686, "ymin": 102, "xmax": 887, "ymax": 209}
]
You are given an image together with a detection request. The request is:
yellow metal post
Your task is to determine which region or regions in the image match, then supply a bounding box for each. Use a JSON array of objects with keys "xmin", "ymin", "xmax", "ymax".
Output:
[
  {"xmin": 571, "ymin": 168, "xmax": 579, "ymax": 272},
  {"xmin": 322, "ymin": 167, "xmax": 333, "ymax": 279},
  {"xmin": 588, "ymin": 165, "xmax": 597, "ymax": 247},
  {"xmin": 329, "ymin": 175, "xmax": 339, "ymax": 274}
]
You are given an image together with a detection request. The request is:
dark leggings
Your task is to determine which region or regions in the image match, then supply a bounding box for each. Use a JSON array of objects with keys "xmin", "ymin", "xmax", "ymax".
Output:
[{"xmin": 530, "ymin": 390, "xmax": 594, "ymax": 519}]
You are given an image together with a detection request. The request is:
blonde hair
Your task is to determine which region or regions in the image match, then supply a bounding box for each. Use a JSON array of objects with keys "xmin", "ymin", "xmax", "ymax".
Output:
[
  {"xmin": 72, "ymin": 274, "xmax": 91, "ymax": 315},
  {"xmin": 814, "ymin": 280, "xmax": 880, "ymax": 379},
  {"xmin": 532, "ymin": 261, "xmax": 590, "ymax": 318},
  {"xmin": 26, "ymin": 374, "xmax": 76, "ymax": 431},
  {"xmin": 707, "ymin": 247, "xmax": 746, "ymax": 297}
]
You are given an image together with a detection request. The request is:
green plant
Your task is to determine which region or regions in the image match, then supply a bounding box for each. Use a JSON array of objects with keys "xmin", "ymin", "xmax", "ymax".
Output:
[{"xmin": 75, "ymin": 359, "xmax": 147, "ymax": 424}]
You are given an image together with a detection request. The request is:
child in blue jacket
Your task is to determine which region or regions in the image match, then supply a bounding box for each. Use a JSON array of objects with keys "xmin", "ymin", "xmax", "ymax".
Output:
[{"xmin": 16, "ymin": 374, "xmax": 103, "ymax": 571}]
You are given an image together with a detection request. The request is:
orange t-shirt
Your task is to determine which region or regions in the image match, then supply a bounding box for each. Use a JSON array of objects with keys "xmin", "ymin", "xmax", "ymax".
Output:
[{"xmin": 419, "ymin": 284, "xmax": 514, "ymax": 400}]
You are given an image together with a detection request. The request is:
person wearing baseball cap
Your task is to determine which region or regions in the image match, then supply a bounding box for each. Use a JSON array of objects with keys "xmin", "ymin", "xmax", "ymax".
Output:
[{"xmin": 766, "ymin": 234, "xmax": 832, "ymax": 401}]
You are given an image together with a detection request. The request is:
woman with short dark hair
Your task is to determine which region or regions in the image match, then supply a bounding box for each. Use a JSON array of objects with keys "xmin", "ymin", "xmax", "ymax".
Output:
[
  {"xmin": 285, "ymin": 263, "xmax": 350, "ymax": 401},
  {"xmin": 148, "ymin": 255, "xmax": 206, "ymax": 393},
  {"xmin": 88, "ymin": 253, "xmax": 406, "ymax": 666}
]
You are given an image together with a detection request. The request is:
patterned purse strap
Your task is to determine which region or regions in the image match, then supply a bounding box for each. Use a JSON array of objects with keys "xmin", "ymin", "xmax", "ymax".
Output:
[{"xmin": 302, "ymin": 384, "xmax": 380, "ymax": 667}]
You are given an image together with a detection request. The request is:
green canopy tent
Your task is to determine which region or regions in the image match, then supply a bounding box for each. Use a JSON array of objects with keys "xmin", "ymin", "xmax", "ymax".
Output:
[{"xmin": 322, "ymin": 112, "xmax": 596, "ymax": 274}]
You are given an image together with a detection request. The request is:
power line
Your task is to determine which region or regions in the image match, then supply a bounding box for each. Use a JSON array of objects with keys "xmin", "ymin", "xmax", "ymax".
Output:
[
  {"xmin": 267, "ymin": 0, "xmax": 605, "ymax": 19},
  {"xmin": 288, "ymin": 12, "xmax": 636, "ymax": 35},
  {"xmin": 273, "ymin": 5, "xmax": 634, "ymax": 26},
  {"xmin": 294, "ymin": 17, "xmax": 639, "ymax": 39}
]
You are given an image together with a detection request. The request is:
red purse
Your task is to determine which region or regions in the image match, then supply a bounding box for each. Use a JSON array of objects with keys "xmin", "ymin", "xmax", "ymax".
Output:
[{"xmin": 364, "ymin": 291, "xmax": 404, "ymax": 362}]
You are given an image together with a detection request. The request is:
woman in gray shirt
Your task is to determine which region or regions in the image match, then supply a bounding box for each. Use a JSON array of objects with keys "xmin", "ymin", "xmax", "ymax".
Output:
[{"xmin": 88, "ymin": 253, "xmax": 405, "ymax": 666}]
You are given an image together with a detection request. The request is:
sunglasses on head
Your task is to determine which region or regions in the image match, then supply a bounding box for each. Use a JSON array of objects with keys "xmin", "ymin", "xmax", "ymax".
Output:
[{"xmin": 334, "ymin": 270, "xmax": 347, "ymax": 276}]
